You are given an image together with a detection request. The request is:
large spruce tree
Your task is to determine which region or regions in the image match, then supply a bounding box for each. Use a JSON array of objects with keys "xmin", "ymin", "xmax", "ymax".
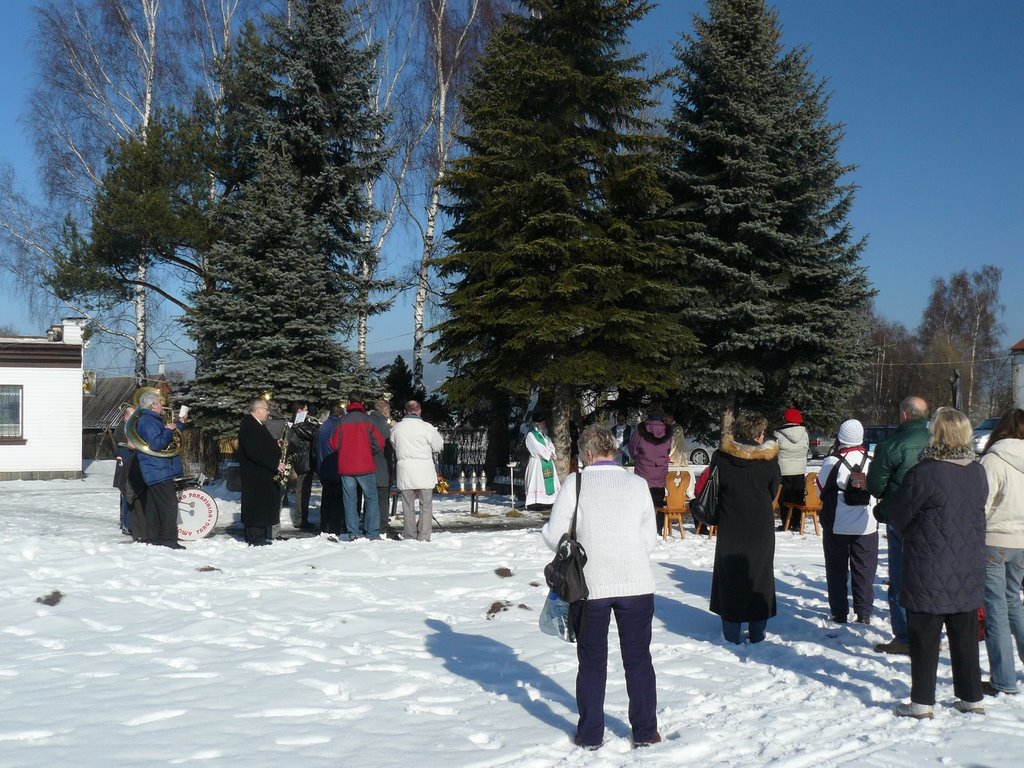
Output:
[
  {"xmin": 186, "ymin": 0, "xmax": 385, "ymax": 435},
  {"xmin": 434, "ymin": 0, "xmax": 695, "ymax": 473},
  {"xmin": 667, "ymin": 0, "xmax": 872, "ymax": 431}
]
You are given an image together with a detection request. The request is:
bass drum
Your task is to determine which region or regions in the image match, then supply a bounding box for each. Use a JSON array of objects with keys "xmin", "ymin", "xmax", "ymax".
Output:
[{"xmin": 177, "ymin": 487, "xmax": 219, "ymax": 540}]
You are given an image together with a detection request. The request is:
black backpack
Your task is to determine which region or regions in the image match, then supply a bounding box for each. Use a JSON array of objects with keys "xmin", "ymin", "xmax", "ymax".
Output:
[{"xmin": 838, "ymin": 453, "xmax": 871, "ymax": 506}]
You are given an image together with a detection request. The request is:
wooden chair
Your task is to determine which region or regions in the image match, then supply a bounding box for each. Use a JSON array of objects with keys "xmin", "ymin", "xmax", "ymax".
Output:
[
  {"xmin": 660, "ymin": 470, "xmax": 689, "ymax": 540},
  {"xmin": 694, "ymin": 520, "xmax": 717, "ymax": 537},
  {"xmin": 782, "ymin": 472, "xmax": 822, "ymax": 536}
]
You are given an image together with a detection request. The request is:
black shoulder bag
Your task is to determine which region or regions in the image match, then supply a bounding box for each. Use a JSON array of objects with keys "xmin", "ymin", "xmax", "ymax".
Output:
[
  {"xmin": 690, "ymin": 458, "xmax": 720, "ymax": 526},
  {"xmin": 544, "ymin": 471, "xmax": 589, "ymax": 604},
  {"xmin": 541, "ymin": 471, "xmax": 588, "ymax": 642}
]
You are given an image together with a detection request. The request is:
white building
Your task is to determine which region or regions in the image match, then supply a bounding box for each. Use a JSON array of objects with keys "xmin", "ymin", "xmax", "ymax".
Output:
[
  {"xmin": 0, "ymin": 318, "xmax": 86, "ymax": 480},
  {"xmin": 1013, "ymin": 337, "xmax": 1024, "ymax": 411}
]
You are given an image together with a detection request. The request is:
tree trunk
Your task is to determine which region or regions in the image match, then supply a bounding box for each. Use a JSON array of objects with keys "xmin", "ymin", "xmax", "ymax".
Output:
[
  {"xmin": 484, "ymin": 393, "xmax": 511, "ymax": 480},
  {"xmin": 413, "ymin": 22, "xmax": 450, "ymax": 394},
  {"xmin": 134, "ymin": 253, "xmax": 148, "ymax": 385},
  {"xmin": 358, "ymin": 203, "xmax": 372, "ymax": 369},
  {"xmin": 720, "ymin": 391, "xmax": 738, "ymax": 438},
  {"xmin": 412, "ymin": 179, "xmax": 439, "ymax": 393},
  {"xmin": 551, "ymin": 384, "xmax": 574, "ymax": 480},
  {"xmin": 412, "ymin": 0, "xmax": 499, "ymax": 392},
  {"xmin": 967, "ymin": 307, "xmax": 981, "ymax": 417}
]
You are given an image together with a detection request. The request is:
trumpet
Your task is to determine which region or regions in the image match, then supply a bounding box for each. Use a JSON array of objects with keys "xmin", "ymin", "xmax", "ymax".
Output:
[{"xmin": 125, "ymin": 386, "xmax": 182, "ymax": 458}]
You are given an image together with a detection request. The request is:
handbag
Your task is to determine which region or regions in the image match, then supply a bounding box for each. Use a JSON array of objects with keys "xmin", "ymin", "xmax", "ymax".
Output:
[
  {"xmin": 540, "ymin": 471, "xmax": 588, "ymax": 643},
  {"xmin": 690, "ymin": 459, "xmax": 720, "ymax": 526},
  {"xmin": 538, "ymin": 590, "xmax": 574, "ymax": 642},
  {"xmin": 543, "ymin": 471, "xmax": 588, "ymax": 604}
]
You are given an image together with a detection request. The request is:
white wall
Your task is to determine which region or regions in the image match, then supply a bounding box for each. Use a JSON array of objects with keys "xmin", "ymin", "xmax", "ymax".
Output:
[
  {"xmin": 1014, "ymin": 351, "xmax": 1024, "ymax": 411},
  {"xmin": 0, "ymin": 366, "xmax": 83, "ymax": 474}
]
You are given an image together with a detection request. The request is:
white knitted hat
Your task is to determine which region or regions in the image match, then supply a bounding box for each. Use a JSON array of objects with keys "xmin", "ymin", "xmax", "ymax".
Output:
[{"xmin": 837, "ymin": 419, "xmax": 864, "ymax": 446}]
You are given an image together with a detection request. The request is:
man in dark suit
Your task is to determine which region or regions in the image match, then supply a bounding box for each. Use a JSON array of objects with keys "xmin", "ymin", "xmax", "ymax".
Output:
[{"xmin": 237, "ymin": 398, "xmax": 286, "ymax": 546}]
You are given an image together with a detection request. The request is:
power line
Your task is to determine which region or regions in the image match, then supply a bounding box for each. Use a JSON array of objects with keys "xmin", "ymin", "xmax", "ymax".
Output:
[{"xmin": 869, "ymin": 355, "xmax": 1008, "ymax": 368}]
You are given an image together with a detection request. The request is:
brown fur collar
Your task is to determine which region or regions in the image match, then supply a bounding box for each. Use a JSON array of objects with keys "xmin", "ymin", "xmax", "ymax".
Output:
[
  {"xmin": 920, "ymin": 444, "xmax": 975, "ymax": 462},
  {"xmin": 720, "ymin": 435, "xmax": 780, "ymax": 461}
]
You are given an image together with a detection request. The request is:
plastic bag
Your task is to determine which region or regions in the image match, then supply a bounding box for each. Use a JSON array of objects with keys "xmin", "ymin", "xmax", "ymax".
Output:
[{"xmin": 538, "ymin": 589, "xmax": 575, "ymax": 643}]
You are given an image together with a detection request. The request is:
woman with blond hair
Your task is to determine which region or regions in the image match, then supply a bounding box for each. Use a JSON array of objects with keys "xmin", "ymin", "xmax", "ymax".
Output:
[
  {"xmin": 887, "ymin": 407, "xmax": 987, "ymax": 719},
  {"xmin": 978, "ymin": 408, "xmax": 1024, "ymax": 696}
]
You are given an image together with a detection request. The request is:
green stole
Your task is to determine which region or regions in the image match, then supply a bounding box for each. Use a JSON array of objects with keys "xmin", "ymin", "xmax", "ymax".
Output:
[{"xmin": 531, "ymin": 428, "xmax": 556, "ymax": 495}]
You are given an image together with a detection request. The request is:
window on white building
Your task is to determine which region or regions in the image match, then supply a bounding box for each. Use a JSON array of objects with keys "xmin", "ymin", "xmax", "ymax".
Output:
[{"xmin": 0, "ymin": 385, "xmax": 23, "ymax": 440}]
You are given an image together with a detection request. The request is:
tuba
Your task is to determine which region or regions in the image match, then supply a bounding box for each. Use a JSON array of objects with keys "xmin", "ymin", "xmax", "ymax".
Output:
[{"xmin": 125, "ymin": 386, "xmax": 182, "ymax": 458}]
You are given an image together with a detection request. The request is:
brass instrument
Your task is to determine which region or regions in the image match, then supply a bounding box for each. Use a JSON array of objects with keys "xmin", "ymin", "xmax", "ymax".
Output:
[
  {"xmin": 273, "ymin": 421, "xmax": 291, "ymax": 484},
  {"xmin": 260, "ymin": 392, "xmax": 287, "ymax": 484},
  {"xmin": 125, "ymin": 386, "xmax": 182, "ymax": 458},
  {"xmin": 273, "ymin": 414, "xmax": 321, "ymax": 484}
]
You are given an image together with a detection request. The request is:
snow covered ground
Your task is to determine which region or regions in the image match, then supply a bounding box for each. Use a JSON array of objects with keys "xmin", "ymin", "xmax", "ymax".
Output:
[{"xmin": 2, "ymin": 461, "xmax": 1022, "ymax": 767}]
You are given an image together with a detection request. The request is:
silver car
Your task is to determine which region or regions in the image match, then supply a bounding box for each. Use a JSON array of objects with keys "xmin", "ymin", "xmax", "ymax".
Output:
[
  {"xmin": 972, "ymin": 416, "xmax": 1000, "ymax": 455},
  {"xmin": 683, "ymin": 433, "xmax": 719, "ymax": 465}
]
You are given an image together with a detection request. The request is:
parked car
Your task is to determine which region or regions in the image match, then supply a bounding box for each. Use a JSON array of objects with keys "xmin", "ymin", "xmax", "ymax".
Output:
[
  {"xmin": 683, "ymin": 432, "xmax": 720, "ymax": 465},
  {"xmin": 864, "ymin": 424, "xmax": 899, "ymax": 455},
  {"xmin": 972, "ymin": 416, "xmax": 1000, "ymax": 455},
  {"xmin": 807, "ymin": 431, "xmax": 835, "ymax": 460}
]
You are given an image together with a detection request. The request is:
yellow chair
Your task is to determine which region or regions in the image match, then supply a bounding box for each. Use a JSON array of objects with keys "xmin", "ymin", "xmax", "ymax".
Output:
[
  {"xmin": 660, "ymin": 470, "xmax": 689, "ymax": 540},
  {"xmin": 782, "ymin": 472, "xmax": 822, "ymax": 536}
]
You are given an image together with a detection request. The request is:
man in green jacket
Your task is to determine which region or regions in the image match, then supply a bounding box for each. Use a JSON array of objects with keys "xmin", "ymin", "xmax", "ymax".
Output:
[{"xmin": 866, "ymin": 395, "xmax": 930, "ymax": 654}]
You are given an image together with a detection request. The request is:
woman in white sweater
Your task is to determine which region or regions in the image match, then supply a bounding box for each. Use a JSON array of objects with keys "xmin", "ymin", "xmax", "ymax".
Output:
[
  {"xmin": 978, "ymin": 408, "xmax": 1024, "ymax": 696},
  {"xmin": 542, "ymin": 424, "xmax": 659, "ymax": 751}
]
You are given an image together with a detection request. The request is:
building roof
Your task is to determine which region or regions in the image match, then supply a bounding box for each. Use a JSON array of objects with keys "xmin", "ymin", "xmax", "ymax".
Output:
[
  {"xmin": 1012, "ymin": 338, "xmax": 1024, "ymax": 353},
  {"xmin": 82, "ymin": 376, "xmax": 137, "ymax": 431}
]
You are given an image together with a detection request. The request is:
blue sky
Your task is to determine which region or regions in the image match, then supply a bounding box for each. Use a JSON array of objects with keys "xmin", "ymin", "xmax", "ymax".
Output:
[{"xmin": 1, "ymin": 0, "xmax": 1022, "ymax": 365}]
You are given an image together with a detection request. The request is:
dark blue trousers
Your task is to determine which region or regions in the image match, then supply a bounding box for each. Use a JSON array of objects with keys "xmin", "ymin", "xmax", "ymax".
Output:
[
  {"xmin": 574, "ymin": 593, "xmax": 657, "ymax": 747},
  {"xmin": 319, "ymin": 481, "xmax": 344, "ymax": 535},
  {"xmin": 822, "ymin": 528, "xmax": 878, "ymax": 621}
]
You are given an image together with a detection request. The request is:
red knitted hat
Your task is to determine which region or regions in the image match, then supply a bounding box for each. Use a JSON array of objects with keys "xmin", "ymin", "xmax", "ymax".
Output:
[{"xmin": 784, "ymin": 408, "xmax": 802, "ymax": 424}]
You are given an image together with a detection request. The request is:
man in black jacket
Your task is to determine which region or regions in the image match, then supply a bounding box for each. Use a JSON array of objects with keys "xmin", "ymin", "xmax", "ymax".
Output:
[
  {"xmin": 287, "ymin": 402, "xmax": 318, "ymax": 531},
  {"xmin": 238, "ymin": 398, "xmax": 286, "ymax": 546}
]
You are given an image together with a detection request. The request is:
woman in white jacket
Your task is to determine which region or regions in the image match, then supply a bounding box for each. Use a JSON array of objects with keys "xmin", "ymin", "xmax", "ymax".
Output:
[
  {"xmin": 979, "ymin": 408, "xmax": 1024, "ymax": 696},
  {"xmin": 542, "ymin": 424, "xmax": 659, "ymax": 750},
  {"xmin": 774, "ymin": 408, "xmax": 809, "ymax": 524}
]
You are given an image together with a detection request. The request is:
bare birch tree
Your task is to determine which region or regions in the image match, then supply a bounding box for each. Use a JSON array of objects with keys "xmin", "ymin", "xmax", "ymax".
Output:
[
  {"xmin": 919, "ymin": 265, "xmax": 1004, "ymax": 418},
  {"xmin": 350, "ymin": 0, "xmax": 417, "ymax": 368},
  {"xmin": 406, "ymin": 0, "xmax": 508, "ymax": 392},
  {"xmin": 0, "ymin": 1, "xmax": 257, "ymax": 381},
  {"xmin": 0, "ymin": 0, "xmax": 173, "ymax": 382}
]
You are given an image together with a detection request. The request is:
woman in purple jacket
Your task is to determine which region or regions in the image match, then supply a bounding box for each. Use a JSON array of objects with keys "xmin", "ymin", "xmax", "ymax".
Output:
[
  {"xmin": 629, "ymin": 404, "xmax": 672, "ymax": 533},
  {"xmin": 887, "ymin": 407, "xmax": 987, "ymax": 719}
]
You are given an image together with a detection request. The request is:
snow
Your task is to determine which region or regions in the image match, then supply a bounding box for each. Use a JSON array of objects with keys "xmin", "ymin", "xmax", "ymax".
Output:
[{"xmin": 1, "ymin": 461, "xmax": 1021, "ymax": 767}]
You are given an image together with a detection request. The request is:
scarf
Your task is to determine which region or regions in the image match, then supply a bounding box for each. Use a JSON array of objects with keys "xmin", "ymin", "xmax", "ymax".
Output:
[{"xmin": 531, "ymin": 427, "xmax": 556, "ymax": 495}]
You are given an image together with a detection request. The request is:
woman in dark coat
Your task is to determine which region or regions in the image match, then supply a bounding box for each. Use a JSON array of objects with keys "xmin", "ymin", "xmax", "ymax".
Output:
[
  {"xmin": 237, "ymin": 398, "xmax": 286, "ymax": 546},
  {"xmin": 887, "ymin": 407, "xmax": 987, "ymax": 719},
  {"xmin": 708, "ymin": 412, "xmax": 781, "ymax": 644}
]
